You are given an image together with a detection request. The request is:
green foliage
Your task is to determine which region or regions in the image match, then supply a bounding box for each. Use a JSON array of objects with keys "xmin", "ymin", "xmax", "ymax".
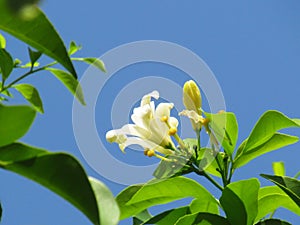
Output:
[
  {"xmin": 0, "ymin": 142, "xmax": 118, "ymax": 225},
  {"xmin": 234, "ymin": 133, "xmax": 298, "ymax": 168},
  {"xmin": 0, "ymin": 48, "xmax": 14, "ymax": 80},
  {"xmin": 0, "ymin": 33, "xmax": 6, "ymax": 48},
  {"xmin": 220, "ymin": 179, "xmax": 260, "ymax": 225},
  {"xmin": 0, "ymin": 0, "xmax": 76, "ymax": 77},
  {"xmin": 47, "ymin": 68, "xmax": 86, "ymax": 105},
  {"xmin": 255, "ymin": 219, "xmax": 292, "ymax": 225},
  {"xmin": 143, "ymin": 207, "xmax": 190, "ymax": 225},
  {"xmin": 116, "ymin": 177, "xmax": 218, "ymax": 220},
  {"xmin": 14, "ymin": 83, "xmax": 44, "ymax": 113},
  {"xmin": 234, "ymin": 110, "xmax": 300, "ymax": 168},
  {"xmin": 255, "ymin": 186, "xmax": 300, "ymax": 222},
  {"xmin": 28, "ymin": 47, "xmax": 42, "ymax": 68},
  {"xmin": 174, "ymin": 213, "xmax": 230, "ymax": 225},
  {"xmin": 68, "ymin": 41, "xmax": 82, "ymax": 55},
  {"xmin": 261, "ymin": 174, "xmax": 300, "ymax": 207},
  {"xmin": 273, "ymin": 161, "xmax": 285, "ymax": 176},
  {"xmin": 72, "ymin": 57, "xmax": 107, "ymax": 73},
  {"xmin": 0, "ymin": 104, "xmax": 36, "ymax": 147},
  {"xmin": 89, "ymin": 177, "xmax": 120, "ymax": 225},
  {"xmin": 205, "ymin": 112, "xmax": 238, "ymax": 156}
]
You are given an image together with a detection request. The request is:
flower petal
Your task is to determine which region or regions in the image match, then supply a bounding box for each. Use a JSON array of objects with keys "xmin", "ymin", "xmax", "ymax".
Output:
[
  {"xmin": 106, "ymin": 130, "xmax": 127, "ymax": 144},
  {"xmin": 141, "ymin": 90, "xmax": 159, "ymax": 106},
  {"xmin": 169, "ymin": 117, "xmax": 179, "ymax": 128},
  {"xmin": 155, "ymin": 103, "xmax": 174, "ymax": 119},
  {"xmin": 119, "ymin": 136, "xmax": 172, "ymax": 154},
  {"xmin": 179, "ymin": 109, "xmax": 203, "ymax": 123}
]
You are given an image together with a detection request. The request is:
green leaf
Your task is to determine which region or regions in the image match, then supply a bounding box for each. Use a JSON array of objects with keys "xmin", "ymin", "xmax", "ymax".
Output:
[
  {"xmin": 183, "ymin": 139, "xmax": 221, "ymax": 177},
  {"xmin": 0, "ymin": 104, "xmax": 36, "ymax": 147},
  {"xmin": 261, "ymin": 174, "xmax": 300, "ymax": 207},
  {"xmin": 47, "ymin": 68, "xmax": 85, "ymax": 105},
  {"xmin": 237, "ymin": 110, "xmax": 300, "ymax": 155},
  {"xmin": 143, "ymin": 207, "xmax": 190, "ymax": 225},
  {"xmin": 89, "ymin": 177, "xmax": 120, "ymax": 225},
  {"xmin": 255, "ymin": 186, "xmax": 300, "ymax": 222},
  {"xmin": 0, "ymin": 0, "xmax": 77, "ymax": 77},
  {"xmin": 234, "ymin": 133, "xmax": 298, "ymax": 168},
  {"xmin": 72, "ymin": 57, "xmax": 106, "ymax": 72},
  {"xmin": 198, "ymin": 148, "xmax": 222, "ymax": 177},
  {"xmin": 174, "ymin": 213, "xmax": 230, "ymax": 225},
  {"xmin": 0, "ymin": 142, "xmax": 108, "ymax": 225},
  {"xmin": 134, "ymin": 210, "xmax": 152, "ymax": 225},
  {"xmin": 14, "ymin": 83, "xmax": 44, "ymax": 113},
  {"xmin": 220, "ymin": 178, "xmax": 260, "ymax": 225},
  {"xmin": 189, "ymin": 198, "xmax": 219, "ymax": 215},
  {"xmin": 0, "ymin": 48, "xmax": 14, "ymax": 80},
  {"xmin": 273, "ymin": 161, "xmax": 285, "ymax": 176},
  {"xmin": 116, "ymin": 177, "xmax": 218, "ymax": 220},
  {"xmin": 28, "ymin": 47, "xmax": 42, "ymax": 66},
  {"xmin": 0, "ymin": 33, "xmax": 5, "ymax": 48},
  {"xmin": 255, "ymin": 219, "xmax": 292, "ymax": 225},
  {"xmin": 19, "ymin": 61, "xmax": 39, "ymax": 68},
  {"xmin": 153, "ymin": 155, "xmax": 193, "ymax": 179},
  {"xmin": 68, "ymin": 41, "xmax": 82, "ymax": 55},
  {"xmin": 205, "ymin": 112, "xmax": 238, "ymax": 156}
]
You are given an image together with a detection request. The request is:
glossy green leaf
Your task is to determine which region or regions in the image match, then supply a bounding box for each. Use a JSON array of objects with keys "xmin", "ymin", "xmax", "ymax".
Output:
[
  {"xmin": 220, "ymin": 178, "xmax": 260, "ymax": 225},
  {"xmin": 174, "ymin": 213, "xmax": 230, "ymax": 225},
  {"xmin": 0, "ymin": 0, "xmax": 76, "ymax": 77},
  {"xmin": 261, "ymin": 174, "xmax": 300, "ymax": 207},
  {"xmin": 0, "ymin": 104, "xmax": 36, "ymax": 147},
  {"xmin": 72, "ymin": 57, "xmax": 106, "ymax": 72},
  {"xmin": 28, "ymin": 47, "xmax": 42, "ymax": 66},
  {"xmin": 255, "ymin": 219, "xmax": 292, "ymax": 225},
  {"xmin": 0, "ymin": 142, "xmax": 106, "ymax": 225},
  {"xmin": 14, "ymin": 84, "xmax": 44, "ymax": 113},
  {"xmin": 89, "ymin": 177, "xmax": 120, "ymax": 225},
  {"xmin": 183, "ymin": 139, "xmax": 220, "ymax": 177},
  {"xmin": 189, "ymin": 198, "xmax": 219, "ymax": 215},
  {"xmin": 273, "ymin": 161, "xmax": 285, "ymax": 176},
  {"xmin": 134, "ymin": 210, "xmax": 152, "ymax": 225},
  {"xmin": 205, "ymin": 112, "xmax": 238, "ymax": 155},
  {"xmin": 0, "ymin": 33, "xmax": 5, "ymax": 48},
  {"xmin": 237, "ymin": 110, "xmax": 300, "ymax": 155},
  {"xmin": 47, "ymin": 68, "xmax": 85, "ymax": 105},
  {"xmin": 198, "ymin": 148, "xmax": 222, "ymax": 177},
  {"xmin": 116, "ymin": 177, "xmax": 218, "ymax": 220},
  {"xmin": 143, "ymin": 207, "xmax": 190, "ymax": 225},
  {"xmin": 153, "ymin": 155, "xmax": 192, "ymax": 179},
  {"xmin": 255, "ymin": 186, "xmax": 300, "ymax": 222},
  {"xmin": 234, "ymin": 133, "xmax": 298, "ymax": 168},
  {"xmin": 68, "ymin": 41, "xmax": 82, "ymax": 55},
  {"xmin": 0, "ymin": 48, "xmax": 14, "ymax": 80}
]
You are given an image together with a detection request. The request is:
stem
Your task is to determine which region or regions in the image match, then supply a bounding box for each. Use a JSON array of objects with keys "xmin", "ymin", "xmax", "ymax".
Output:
[
  {"xmin": 196, "ymin": 129, "xmax": 201, "ymax": 159},
  {"xmin": 269, "ymin": 210, "xmax": 276, "ymax": 219},
  {"xmin": 193, "ymin": 167, "xmax": 223, "ymax": 191},
  {"xmin": 228, "ymin": 156, "xmax": 235, "ymax": 183},
  {"xmin": 215, "ymin": 154, "xmax": 227, "ymax": 186},
  {"xmin": 1, "ymin": 61, "xmax": 57, "ymax": 92}
]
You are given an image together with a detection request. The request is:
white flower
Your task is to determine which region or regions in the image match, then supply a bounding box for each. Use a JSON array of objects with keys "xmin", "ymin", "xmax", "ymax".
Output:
[{"xmin": 106, "ymin": 91, "xmax": 178, "ymax": 155}]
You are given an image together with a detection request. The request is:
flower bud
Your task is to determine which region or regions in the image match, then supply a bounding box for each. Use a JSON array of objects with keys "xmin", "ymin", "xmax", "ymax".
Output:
[
  {"xmin": 183, "ymin": 80, "xmax": 202, "ymax": 115},
  {"xmin": 183, "ymin": 80, "xmax": 202, "ymax": 130}
]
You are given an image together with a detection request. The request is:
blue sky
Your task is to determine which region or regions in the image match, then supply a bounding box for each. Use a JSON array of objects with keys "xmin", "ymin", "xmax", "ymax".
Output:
[{"xmin": 1, "ymin": 0, "xmax": 300, "ymax": 224}]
